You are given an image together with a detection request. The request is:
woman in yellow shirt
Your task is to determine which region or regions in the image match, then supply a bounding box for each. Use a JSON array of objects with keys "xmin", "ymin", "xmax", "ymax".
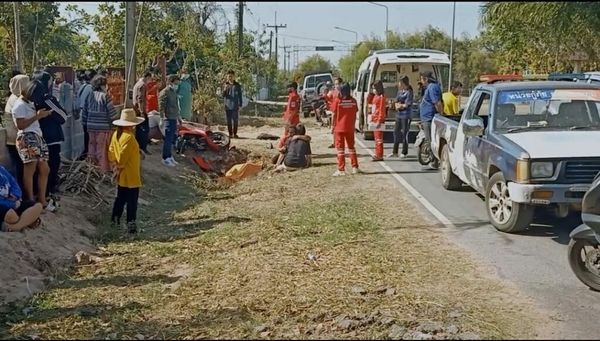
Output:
[{"xmin": 109, "ymin": 108, "xmax": 145, "ymax": 234}]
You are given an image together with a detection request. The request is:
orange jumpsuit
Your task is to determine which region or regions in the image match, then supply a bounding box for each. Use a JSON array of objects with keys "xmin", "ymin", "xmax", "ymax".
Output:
[
  {"xmin": 371, "ymin": 94, "xmax": 386, "ymax": 159},
  {"xmin": 334, "ymin": 97, "xmax": 359, "ymax": 171},
  {"xmin": 278, "ymin": 90, "xmax": 301, "ymax": 149}
]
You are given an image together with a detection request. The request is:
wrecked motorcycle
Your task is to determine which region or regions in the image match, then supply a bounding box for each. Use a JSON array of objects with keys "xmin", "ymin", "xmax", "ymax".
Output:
[
  {"xmin": 415, "ymin": 123, "xmax": 438, "ymax": 169},
  {"xmin": 175, "ymin": 122, "xmax": 230, "ymax": 155}
]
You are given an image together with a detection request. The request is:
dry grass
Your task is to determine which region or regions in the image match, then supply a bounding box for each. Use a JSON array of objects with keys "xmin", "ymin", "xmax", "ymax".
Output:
[{"xmin": 0, "ymin": 119, "xmax": 539, "ymax": 340}]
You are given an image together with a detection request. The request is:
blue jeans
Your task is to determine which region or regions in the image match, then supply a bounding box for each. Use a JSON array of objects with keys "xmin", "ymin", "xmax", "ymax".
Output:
[
  {"xmin": 162, "ymin": 119, "xmax": 177, "ymax": 160},
  {"xmin": 393, "ymin": 117, "xmax": 411, "ymax": 155}
]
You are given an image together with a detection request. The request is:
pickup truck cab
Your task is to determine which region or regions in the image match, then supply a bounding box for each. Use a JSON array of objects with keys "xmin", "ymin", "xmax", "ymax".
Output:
[
  {"xmin": 431, "ymin": 81, "xmax": 600, "ymax": 233},
  {"xmin": 300, "ymin": 72, "xmax": 334, "ymax": 116}
]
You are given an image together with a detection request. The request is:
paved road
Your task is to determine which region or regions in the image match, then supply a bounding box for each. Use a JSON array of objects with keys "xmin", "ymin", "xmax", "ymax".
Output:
[{"xmin": 357, "ymin": 137, "xmax": 600, "ymax": 339}]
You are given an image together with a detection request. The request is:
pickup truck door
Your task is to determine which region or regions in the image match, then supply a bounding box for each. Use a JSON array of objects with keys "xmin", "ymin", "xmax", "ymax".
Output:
[{"xmin": 456, "ymin": 90, "xmax": 492, "ymax": 193}]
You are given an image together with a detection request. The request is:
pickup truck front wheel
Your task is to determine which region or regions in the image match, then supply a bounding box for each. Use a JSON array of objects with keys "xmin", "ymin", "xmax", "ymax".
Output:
[
  {"xmin": 485, "ymin": 172, "xmax": 534, "ymax": 233},
  {"xmin": 440, "ymin": 144, "xmax": 462, "ymax": 190}
]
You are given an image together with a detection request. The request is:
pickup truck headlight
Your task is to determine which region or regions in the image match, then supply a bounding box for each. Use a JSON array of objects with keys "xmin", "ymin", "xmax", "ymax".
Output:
[{"xmin": 531, "ymin": 162, "xmax": 554, "ymax": 178}]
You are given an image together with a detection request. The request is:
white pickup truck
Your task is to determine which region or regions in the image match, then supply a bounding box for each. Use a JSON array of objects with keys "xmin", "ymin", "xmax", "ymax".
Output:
[{"xmin": 431, "ymin": 80, "xmax": 600, "ymax": 233}]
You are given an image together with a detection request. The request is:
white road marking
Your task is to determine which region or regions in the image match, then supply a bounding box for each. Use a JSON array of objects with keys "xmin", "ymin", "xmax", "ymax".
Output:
[{"xmin": 356, "ymin": 139, "xmax": 456, "ymax": 228}]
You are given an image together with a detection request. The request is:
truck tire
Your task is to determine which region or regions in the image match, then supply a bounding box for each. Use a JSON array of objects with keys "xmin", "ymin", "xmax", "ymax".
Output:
[
  {"xmin": 485, "ymin": 172, "xmax": 534, "ymax": 233},
  {"xmin": 440, "ymin": 144, "xmax": 462, "ymax": 190}
]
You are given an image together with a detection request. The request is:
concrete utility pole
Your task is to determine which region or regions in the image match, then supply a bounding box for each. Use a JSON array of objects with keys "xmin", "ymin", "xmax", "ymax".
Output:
[
  {"xmin": 13, "ymin": 2, "xmax": 24, "ymax": 72},
  {"xmin": 449, "ymin": 1, "xmax": 456, "ymax": 88},
  {"xmin": 266, "ymin": 11, "xmax": 286, "ymax": 69},
  {"xmin": 237, "ymin": 1, "xmax": 244, "ymax": 58},
  {"xmin": 125, "ymin": 1, "xmax": 137, "ymax": 108},
  {"xmin": 268, "ymin": 31, "xmax": 273, "ymax": 60}
]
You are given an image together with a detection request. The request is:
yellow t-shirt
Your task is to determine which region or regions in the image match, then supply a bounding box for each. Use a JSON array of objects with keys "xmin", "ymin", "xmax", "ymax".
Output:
[
  {"xmin": 442, "ymin": 91, "xmax": 459, "ymax": 116},
  {"xmin": 108, "ymin": 130, "xmax": 142, "ymax": 188}
]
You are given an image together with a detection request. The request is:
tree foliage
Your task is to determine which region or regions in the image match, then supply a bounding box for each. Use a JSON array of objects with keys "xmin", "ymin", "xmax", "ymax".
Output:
[
  {"xmin": 480, "ymin": 2, "xmax": 600, "ymax": 73},
  {"xmin": 296, "ymin": 54, "xmax": 335, "ymax": 77}
]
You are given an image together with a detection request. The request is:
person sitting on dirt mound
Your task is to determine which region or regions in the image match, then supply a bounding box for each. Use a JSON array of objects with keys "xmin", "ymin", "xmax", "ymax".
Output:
[
  {"xmin": 273, "ymin": 124, "xmax": 297, "ymax": 166},
  {"xmin": 274, "ymin": 123, "xmax": 312, "ymax": 172},
  {"xmin": 0, "ymin": 166, "xmax": 43, "ymax": 232}
]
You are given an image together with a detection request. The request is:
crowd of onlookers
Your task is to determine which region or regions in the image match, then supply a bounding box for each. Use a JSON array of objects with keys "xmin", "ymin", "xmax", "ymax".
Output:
[{"xmin": 1, "ymin": 66, "xmax": 194, "ymax": 234}]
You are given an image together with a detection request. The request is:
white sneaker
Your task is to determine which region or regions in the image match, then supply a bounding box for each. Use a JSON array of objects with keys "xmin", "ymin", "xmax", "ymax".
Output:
[
  {"xmin": 400, "ymin": 154, "xmax": 408, "ymax": 160},
  {"xmin": 162, "ymin": 158, "xmax": 176, "ymax": 167},
  {"xmin": 388, "ymin": 153, "xmax": 399, "ymax": 159},
  {"xmin": 168, "ymin": 157, "xmax": 179, "ymax": 165},
  {"xmin": 332, "ymin": 170, "xmax": 346, "ymax": 177},
  {"xmin": 351, "ymin": 167, "xmax": 361, "ymax": 175}
]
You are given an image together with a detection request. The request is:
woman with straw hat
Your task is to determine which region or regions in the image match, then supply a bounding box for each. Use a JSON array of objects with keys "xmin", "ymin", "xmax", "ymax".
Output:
[{"xmin": 108, "ymin": 108, "xmax": 144, "ymax": 234}]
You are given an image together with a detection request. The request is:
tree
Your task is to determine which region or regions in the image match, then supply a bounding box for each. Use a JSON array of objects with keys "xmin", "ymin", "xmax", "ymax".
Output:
[
  {"xmin": 297, "ymin": 54, "xmax": 335, "ymax": 77},
  {"xmin": 480, "ymin": 2, "xmax": 600, "ymax": 73}
]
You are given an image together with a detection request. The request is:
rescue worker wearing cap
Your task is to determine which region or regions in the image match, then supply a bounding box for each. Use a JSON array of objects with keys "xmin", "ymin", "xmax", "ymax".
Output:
[
  {"xmin": 370, "ymin": 80, "xmax": 386, "ymax": 161},
  {"xmin": 332, "ymin": 83, "xmax": 360, "ymax": 177},
  {"xmin": 278, "ymin": 81, "xmax": 301, "ymax": 149}
]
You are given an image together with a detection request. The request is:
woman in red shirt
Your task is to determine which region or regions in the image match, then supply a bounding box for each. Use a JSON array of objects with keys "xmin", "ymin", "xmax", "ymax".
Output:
[{"xmin": 370, "ymin": 80, "xmax": 386, "ymax": 161}]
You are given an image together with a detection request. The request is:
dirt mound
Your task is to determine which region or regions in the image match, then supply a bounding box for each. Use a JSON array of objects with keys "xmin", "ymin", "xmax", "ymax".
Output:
[{"xmin": 0, "ymin": 196, "xmax": 96, "ymax": 307}]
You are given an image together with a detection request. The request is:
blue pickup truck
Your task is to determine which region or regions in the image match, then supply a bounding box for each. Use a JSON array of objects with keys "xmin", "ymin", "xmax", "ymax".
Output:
[{"xmin": 431, "ymin": 81, "xmax": 600, "ymax": 233}]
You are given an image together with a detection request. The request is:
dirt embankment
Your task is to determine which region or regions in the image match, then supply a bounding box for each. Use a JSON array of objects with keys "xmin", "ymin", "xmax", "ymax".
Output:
[{"xmin": 1, "ymin": 116, "xmax": 548, "ymax": 340}]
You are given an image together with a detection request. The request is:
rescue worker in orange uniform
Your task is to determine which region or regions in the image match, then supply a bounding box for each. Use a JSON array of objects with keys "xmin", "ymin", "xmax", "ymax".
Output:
[
  {"xmin": 278, "ymin": 81, "xmax": 301, "ymax": 149},
  {"xmin": 328, "ymin": 78, "xmax": 343, "ymax": 148},
  {"xmin": 370, "ymin": 80, "xmax": 386, "ymax": 161},
  {"xmin": 332, "ymin": 83, "xmax": 360, "ymax": 176}
]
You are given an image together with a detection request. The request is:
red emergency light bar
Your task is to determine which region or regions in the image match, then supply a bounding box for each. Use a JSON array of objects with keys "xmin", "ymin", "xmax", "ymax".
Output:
[{"xmin": 479, "ymin": 74, "xmax": 524, "ymax": 84}]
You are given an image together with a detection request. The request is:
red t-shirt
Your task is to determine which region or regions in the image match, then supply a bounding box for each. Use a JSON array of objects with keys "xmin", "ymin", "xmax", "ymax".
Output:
[
  {"xmin": 334, "ymin": 97, "xmax": 358, "ymax": 133},
  {"xmin": 284, "ymin": 90, "xmax": 301, "ymax": 125},
  {"xmin": 371, "ymin": 94, "xmax": 386, "ymax": 124},
  {"xmin": 146, "ymin": 80, "xmax": 159, "ymax": 113}
]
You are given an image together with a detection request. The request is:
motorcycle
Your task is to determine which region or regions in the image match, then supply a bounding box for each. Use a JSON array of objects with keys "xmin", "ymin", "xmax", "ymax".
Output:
[
  {"xmin": 568, "ymin": 172, "xmax": 600, "ymax": 291},
  {"xmin": 415, "ymin": 123, "xmax": 439, "ymax": 169},
  {"xmin": 175, "ymin": 121, "xmax": 230, "ymax": 155}
]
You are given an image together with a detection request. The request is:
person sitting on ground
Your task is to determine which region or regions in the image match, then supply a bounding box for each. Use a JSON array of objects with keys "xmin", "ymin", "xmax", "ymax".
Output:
[
  {"xmin": 274, "ymin": 124, "xmax": 297, "ymax": 166},
  {"xmin": 0, "ymin": 165, "xmax": 43, "ymax": 232},
  {"xmin": 275, "ymin": 123, "xmax": 312, "ymax": 172}
]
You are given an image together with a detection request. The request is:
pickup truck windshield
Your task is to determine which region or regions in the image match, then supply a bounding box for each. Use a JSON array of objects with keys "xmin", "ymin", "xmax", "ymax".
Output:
[{"xmin": 495, "ymin": 89, "xmax": 600, "ymax": 133}]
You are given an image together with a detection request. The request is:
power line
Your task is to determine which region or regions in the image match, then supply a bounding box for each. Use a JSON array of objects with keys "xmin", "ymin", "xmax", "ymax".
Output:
[
  {"xmin": 266, "ymin": 11, "xmax": 286, "ymax": 67},
  {"xmin": 279, "ymin": 33, "xmax": 353, "ymax": 45}
]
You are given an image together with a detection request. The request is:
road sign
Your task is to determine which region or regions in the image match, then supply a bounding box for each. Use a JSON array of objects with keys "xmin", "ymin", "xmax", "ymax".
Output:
[{"xmin": 315, "ymin": 46, "xmax": 334, "ymax": 51}]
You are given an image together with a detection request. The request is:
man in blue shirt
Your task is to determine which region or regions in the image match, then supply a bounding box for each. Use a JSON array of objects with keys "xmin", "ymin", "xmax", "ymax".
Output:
[{"xmin": 419, "ymin": 71, "xmax": 443, "ymax": 165}]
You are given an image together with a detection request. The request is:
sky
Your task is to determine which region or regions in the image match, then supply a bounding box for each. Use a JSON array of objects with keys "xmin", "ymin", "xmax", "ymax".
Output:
[{"xmin": 58, "ymin": 1, "xmax": 483, "ymax": 68}]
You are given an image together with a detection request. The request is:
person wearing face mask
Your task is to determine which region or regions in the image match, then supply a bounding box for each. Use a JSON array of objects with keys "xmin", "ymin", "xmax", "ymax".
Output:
[
  {"xmin": 158, "ymin": 74, "xmax": 182, "ymax": 167},
  {"xmin": 278, "ymin": 81, "xmax": 301, "ymax": 150},
  {"xmin": 30, "ymin": 71, "xmax": 67, "ymax": 203},
  {"xmin": 4, "ymin": 74, "xmax": 29, "ymax": 187},
  {"xmin": 177, "ymin": 68, "xmax": 193, "ymax": 121},
  {"xmin": 222, "ymin": 70, "xmax": 243, "ymax": 138},
  {"xmin": 132, "ymin": 71, "xmax": 153, "ymax": 155},
  {"xmin": 82, "ymin": 75, "xmax": 118, "ymax": 172}
]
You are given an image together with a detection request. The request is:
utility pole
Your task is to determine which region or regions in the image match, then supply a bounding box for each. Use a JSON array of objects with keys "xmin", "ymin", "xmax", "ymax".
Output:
[
  {"xmin": 237, "ymin": 1, "xmax": 244, "ymax": 58},
  {"xmin": 13, "ymin": 2, "xmax": 24, "ymax": 72},
  {"xmin": 448, "ymin": 1, "xmax": 456, "ymax": 88},
  {"xmin": 125, "ymin": 1, "xmax": 136, "ymax": 108},
  {"xmin": 268, "ymin": 31, "xmax": 273, "ymax": 60},
  {"xmin": 266, "ymin": 11, "xmax": 286, "ymax": 69}
]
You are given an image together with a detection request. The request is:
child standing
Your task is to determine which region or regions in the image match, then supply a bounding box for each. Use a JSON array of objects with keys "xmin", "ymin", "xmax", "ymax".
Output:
[
  {"xmin": 332, "ymin": 83, "xmax": 360, "ymax": 176},
  {"xmin": 278, "ymin": 82, "xmax": 301, "ymax": 149},
  {"xmin": 108, "ymin": 108, "xmax": 144, "ymax": 234}
]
